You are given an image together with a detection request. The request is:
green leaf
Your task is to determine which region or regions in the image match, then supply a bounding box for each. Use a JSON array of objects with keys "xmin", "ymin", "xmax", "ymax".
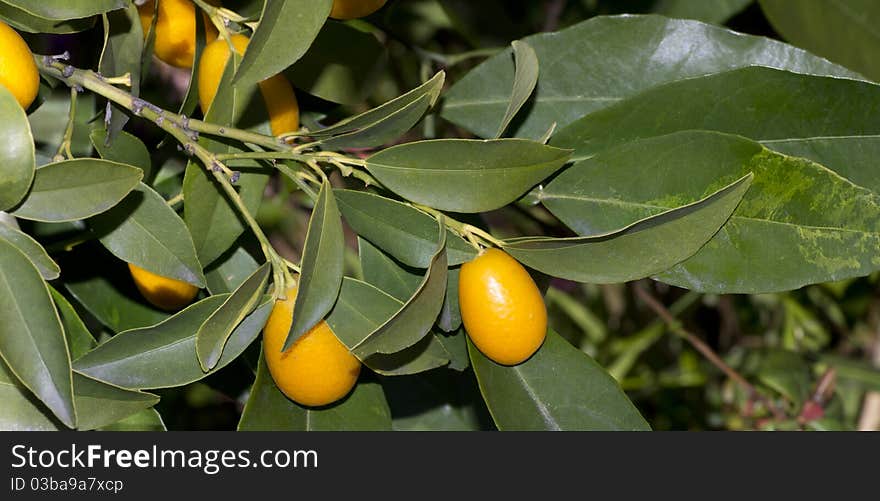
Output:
[
  {"xmin": 336, "ymin": 189, "xmax": 476, "ymax": 267},
  {"xmin": 308, "ymin": 71, "xmax": 445, "ymax": 151},
  {"xmin": 358, "ymin": 237, "xmax": 421, "ymax": 301},
  {"xmin": 285, "ymin": 179, "xmax": 344, "ymax": 350},
  {"xmin": 437, "ymin": 328, "xmax": 469, "ymax": 371},
  {"xmin": 65, "ymin": 270, "xmax": 170, "ymax": 333},
  {"xmin": 365, "ymin": 139, "xmax": 571, "ymax": 213},
  {"xmin": 0, "ymin": 222, "xmax": 59, "ymax": 280},
  {"xmin": 98, "ymin": 408, "xmax": 166, "ymax": 431},
  {"xmin": 438, "ymin": 267, "xmax": 462, "ymax": 333},
  {"xmin": 72, "ymin": 372, "xmax": 158, "ymax": 431},
  {"xmin": 351, "ymin": 224, "xmax": 447, "ymax": 358},
  {"xmin": 285, "ymin": 20, "xmax": 386, "ymax": 105},
  {"xmin": 326, "ymin": 278, "xmax": 450, "ymax": 375},
  {"xmin": 196, "ymin": 263, "xmax": 270, "ymax": 371},
  {"xmin": 543, "ymin": 131, "xmax": 880, "ymax": 293},
  {"xmin": 505, "ymin": 172, "xmax": 753, "ymax": 284},
  {"xmin": 48, "ymin": 287, "xmax": 97, "ymax": 360},
  {"xmin": 237, "ymin": 350, "xmax": 391, "ymax": 431},
  {"xmin": 442, "ymin": 15, "xmax": 860, "ymax": 139},
  {"xmin": 0, "ymin": 358, "xmax": 61, "ymax": 430},
  {"xmin": 0, "ymin": 85, "xmax": 34, "ymax": 211},
  {"xmin": 73, "ymin": 295, "xmax": 271, "ymax": 390},
  {"xmin": 2, "ymin": 0, "xmax": 125, "ymax": 20},
  {"xmin": 0, "ymin": 2, "xmax": 95, "ymax": 33},
  {"xmin": 11, "ymin": 159, "xmax": 142, "ymax": 223},
  {"xmin": 90, "ymin": 129, "xmax": 151, "ymax": 180},
  {"xmin": 385, "ymin": 370, "xmax": 485, "ymax": 430},
  {"xmin": 760, "ymin": 0, "xmax": 880, "ymax": 81},
  {"xmin": 655, "ymin": 0, "xmax": 752, "ymax": 24},
  {"xmin": 756, "ymin": 349, "xmax": 811, "ymax": 406},
  {"xmin": 234, "ymin": 0, "xmax": 332, "ymax": 88},
  {"xmin": 0, "ymin": 238, "xmax": 75, "ymax": 428},
  {"xmin": 92, "ymin": 183, "xmax": 206, "ymax": 287},
  {"xmin": 98, "ymin": 3, "xmax": 143, "ymax": 140},
  {"xmin": 205, "ymin": 244, "xmax": 260, "ymax": 294},
  {"xmin": 469, "ymin": 329, "xmax": 650, "ymax": 430},
  {"xmin": 495, "ymin": 40, "xmax": 538, "ymax": 138},
  {"xmin": 821, "ymin": 355, "xmax": 880, "ymax": 391},
  {"xmin": 551, "ymin": 67, "xmax": 880, "ymax": 162}
]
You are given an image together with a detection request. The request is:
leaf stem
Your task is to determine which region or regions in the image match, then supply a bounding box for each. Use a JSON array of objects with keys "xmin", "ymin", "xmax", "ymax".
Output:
[{"xmin": 53, "ymin": 86, "xmax": 78, "ymax": 162}]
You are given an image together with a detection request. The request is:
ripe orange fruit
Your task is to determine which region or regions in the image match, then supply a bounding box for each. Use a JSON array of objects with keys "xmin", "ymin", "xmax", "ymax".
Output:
[
  {"xmin": 128, "ymin": 263, "xmax": 200, "ymax": 311},
  {"xmin": 138, "ymin": 0, "xmax": 219, "ymax": 68},
  {"xmin": 0, "ymin": 19, "xmax": 39, "ymax": 110},
  {"xmin": 197, "ymin": 34, "xmax": 299, "ymax": 136},
  {"xmin": 459, "ymin": 248, "xmax": 547, "ymax": 365},
  {"xmin": 330, "ymin": 0, "xmax": 387, "ymax": 20},
  {"xmin": 263, "ymin": 286, "xmax": 361, "ymax": 407}
]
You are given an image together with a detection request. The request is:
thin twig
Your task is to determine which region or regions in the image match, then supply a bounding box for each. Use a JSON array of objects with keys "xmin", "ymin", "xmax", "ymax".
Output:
[{"xmin": 634, "ymin": 283, "xmax": 786, "ymax": 421}]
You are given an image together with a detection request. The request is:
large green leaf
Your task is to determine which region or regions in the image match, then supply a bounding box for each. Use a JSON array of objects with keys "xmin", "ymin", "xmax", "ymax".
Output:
[
  {"xmin": 98, "ymin": 3, "xmax": 143, "ymax": 140},
  {"xmin": 205, "ymin": 244, "xmax": 260, "ymax": 294},
  {"xmin": 442, "ymin": 15, "xmax": 860, "ymax": 139},
  {"xmin": 285, "ymin": 20, "xmax": 386, "ymax": 105},
  {"xmin": 469, "ymin": 329, "xmax": 650, "ymax": 430},
  {"xmin": 551, "ymin": 66, "xmax": 880, "ymax": 162},
  {"xmin": 196, "ymin": 263, "xmax": 270, "ymax": 371},
  {"xmin": 0, "ymin": 85, "xmax": 34, "ymax": 211},
  {"xmin": 73, "ymin": 295, "xmax": 271, "ymax": 389},
  {"xmin": 12, "ymin": 159, "xmax": 142, "ymax": 222},
  {"xmin": 326, "ymin": 278, "xmax": 450, "ymax": 375},
  {"xmin": 0, "ymin": 238, "xmax": 75, "ymax": 428},
  {"xmin": 2, "ymin": 0, "xmax": 125, "ymax": 20},
  {"xmin": 48, "ymin": 287, "xmax": 97, "ymax": 360},
  {"xmin": 0, "ymin": 357, "xmax": 61, "ymax": 430},
  {"xmin": 495, "ymin": 40, "xmax": 539, "ymax": 138},
  {"xmin": 285, "ymin": 179, "xmax": 344, "ymax": 350},
  {"xmin": 234, "ymin": 0, "xmax": 332, "ymax": 87},
  {"xmin": 655, "ymin": 0, "xmax": 752, "ymax": 24},
  {"xmin": 336, "ymin": 189, "xmax": 475, "ymax": 267},
  {"xmin": 0, "ymin": 2, "xmax": 95, "ymax": 33},
  {"xmin": 238, "ymin": 351, "xmax": 391, "ymax": 431},
  {"xmin": 0, "ymin": 222, "xmax": 59, "ymax": 280},
  {"xmin": 543, "ymin": 131, "xmax": 880, "ymax": 293},
  {"xmin": 90, "ymin": 129, "xmax": 151, "ymax": 180},
  {"xmin": 365, "ymin": 139, "xmax": 571, "ymax": 213},
  {"xmin": 358, "ymin": 237, "xmax": 421, "ymax": 302},
  {"xmin": 308, "ymin": 71, "xmax": 444, "ymax": 150},
  {"xmin": 505, "ymin": 173, "xmax": 753, "ymax": 284},
  {"xmin": 92, "ymin": 183, "xmax": 205, "ymax": 287},
  {"xmin": 760, "ymin": 0, "xmax": 880, "ymax": 81},
  {"xmin": 72, "ymin": 372, "xmax": 158, "ymax": 431}
]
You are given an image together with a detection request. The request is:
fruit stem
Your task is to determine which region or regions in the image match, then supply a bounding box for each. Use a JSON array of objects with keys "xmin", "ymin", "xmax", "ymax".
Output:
[
  {"xmin": 412, "ymin": 203, "xmax": 504, "ymax": 250},
  {"xmin": 52, "ymin": 86, "xmax": 78, "ymax": 162}
]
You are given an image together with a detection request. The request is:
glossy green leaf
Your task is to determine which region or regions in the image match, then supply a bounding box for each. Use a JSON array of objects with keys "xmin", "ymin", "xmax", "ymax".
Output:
[
  {"xmin": 358, "ymin": 237, "xmax": 421, "ymax": 302},
  {"xmin": 205, "ymin": 244, "xmax": 260, "ymax": 294},
  {"xmin": 552, "ymin": 67, "xmax": 880, "ymax": 162},
  {"xmin": 98, "ymin": 3, "xmax": 143, "ymax": 139},
  {"xmin": 65, "ymin": 272, "xmax": 169, "ymax": 333},
  {"xmin": 184, "ymin": 54, "xmax": 269, "ymax": 267},
  {"xmin": 99, "ymin": 408, "xmax": 166, "ymax": 431},
  {"xmin": 385, "ymin": 370, "xmax": 485, "ymax": 431},
  {"xmin": 90, "ymin": 129, "xmax": 151, "ymax": 180},
  {"xmin": 2, "ymin": 0, "xmax": 125, "ymax": 20},
  {"xmin": 495, "ymin": 40, "xmax": 538, "ymax": 138},
  {"xmin": 0, "ymin": 85, "xmax": 34, "ymax": 211},
  {"xmin": 11, "ymin": 159, "xmax": 142, "ymax": 222},
  {"xmin": 326, "ymin": 278, "xmax": 450, "ymax": 375},
  {"xmin": 352, "ymin": 224, "xmax": 447, "ymax": 358},
  {"xmin": 48, "ymin": 287, "xmax": 97, "ymax": 360},
  {"xmin": 73, "ymin": 295, "xmax": 271, "ymax": 389},
  {"xmin": 0, "ymin": 238, "xmax": 75, "ymax": 428},
  {"xmin": 506, "ymin": 173, "xmax": 753, "ymax": 284},
  {"xmin": 469, "ymin": 329, "xmax": 650, "ymax": 430},
  {"xmin": 238, "ymin": 351, "xmax": 391, "ymax": 431},
  {"xmin": 760, "ymin": 0, "xmax": 880, "ymax": 80},
  {"xmin": 307, "ymin": 71, "xmax": 444, "ymax": 148},
  {"xmin": 655, "ymin": 0, "xmax": 752, "ymax": 24},
  {"xmin": 72, "ymin": 372, "xmax": 158, "ymax": 431},
  {"xmin": 196, "ymin": 263, "xmax": 270, "ymax": 371},
  {"xmin": 0, "ymin": 2, "xmax": 95, "ymax": 33},
  {"xmin": 544, "ymin": 131, "xmax": 880, "ymax": 293},
  {"xmin": 756, "ymin": 349, "xmax": 811, "ymax": 406},
  {"xmin": 285, "ymin": 179, "xmax": 344, "ymax": 350},
  {"xmin": 0, "ymin": 222, "xmax": 59, "ymax": 280},
  {"xmin": 92, "ymin": 183, "xmax": 205, "ymax": 287},
  {"xmin": 337, "ymin": 189, "xmax": 476, "ymax": 267},
  {"xmin": 365, "ymin": 139, "xmax": 571, "ymax": 213},
  {"xmin": 0, "ymin": 358, "xmax": 61, "ymax": 430},
  {"xmin": 234, "ymin": 0, "xmax": 332, "ymax": 87},
  {"xmin": 285, "ymin": 20, "xmax": 386, "ymax": 105},
  {"xmin": 442, "ymin": 15, "xmax": 860, "ymax": 139}
]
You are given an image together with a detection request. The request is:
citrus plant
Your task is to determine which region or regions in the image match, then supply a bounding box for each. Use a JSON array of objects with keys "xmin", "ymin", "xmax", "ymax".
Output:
[{"xmin": 2, "ymin": 0, "xmax": 880, "ymax": 431}]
